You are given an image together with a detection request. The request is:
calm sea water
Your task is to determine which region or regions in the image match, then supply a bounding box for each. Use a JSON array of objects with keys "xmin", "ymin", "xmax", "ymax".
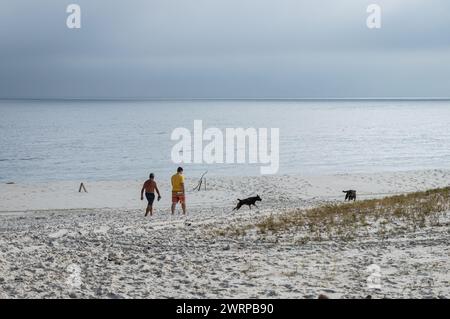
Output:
[{"xmin": 1, "ymin": 100, "xmax": 450, "ymax": 182}]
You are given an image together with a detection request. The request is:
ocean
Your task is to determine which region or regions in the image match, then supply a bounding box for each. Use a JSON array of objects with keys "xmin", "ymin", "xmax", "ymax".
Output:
[{"xmin": 1, "ymin": 99, "xmax": 450, "ymax": 182}]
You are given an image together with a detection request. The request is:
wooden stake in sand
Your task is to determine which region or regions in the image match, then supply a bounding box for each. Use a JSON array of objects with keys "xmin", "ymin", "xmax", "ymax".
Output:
[
  {"xmin": 193, "ymin": 171, "xmax": 208, "ymax": 191},
  {"xmin": 78, "ymin": 182, "xmax": 87, "ymax": 193}
]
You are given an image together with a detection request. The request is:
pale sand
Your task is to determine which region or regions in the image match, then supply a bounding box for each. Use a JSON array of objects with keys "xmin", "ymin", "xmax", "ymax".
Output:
[{"xmin": 0, "ymin": 169, "xmax": 449, "ymax": 298}]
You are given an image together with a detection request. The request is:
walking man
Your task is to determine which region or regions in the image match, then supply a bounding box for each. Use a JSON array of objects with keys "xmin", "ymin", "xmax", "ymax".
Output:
[
  {"xmin": 171, "ymin": 167, "xmax": 186, "ymax": 215},
  {"xmin": 141, "ymin": 173, "xmax": 161, "ymax": 217}
]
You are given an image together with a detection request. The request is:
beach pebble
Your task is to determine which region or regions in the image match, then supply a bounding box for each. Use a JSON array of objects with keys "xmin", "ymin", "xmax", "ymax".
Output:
[
  {"xmin": 322, "ymin": 288, "xmax": 336, "ymax": 293},
  {"xmin": 68, "ymin": 292, "xmax": 77, "ymax": 298},
  {"xmin": 107, "ymin": 252, "xmax": 118, "ymax": 261},
  {"xmin": 267, "ymin": 290, "xmax": 278, "ymax": 297}
]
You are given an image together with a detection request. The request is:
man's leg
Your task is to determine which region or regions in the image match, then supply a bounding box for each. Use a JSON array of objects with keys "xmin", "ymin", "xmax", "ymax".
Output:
[
  {"xmin": 171, "ymin": 203, "xmax": 176, "ymax": 215},
  {"xmin": 145, "ymin": 205, "xmax": 150, "ymax": 217},
  {"xmin": 181, "ymin": 203, "xmax": 186, "ymax": 215},
  {"xmin": 149, "ymin": 204, "xmax": 153, "ymax": 216}
]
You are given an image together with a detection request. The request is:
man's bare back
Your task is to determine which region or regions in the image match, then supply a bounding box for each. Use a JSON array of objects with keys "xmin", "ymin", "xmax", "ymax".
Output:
[
  {"xmin": 141, "ymin": 174, "xmax": 161, "ymax": 217},
  {"xmin": 143, "ymin": 179, "xmax": 157, "ymax": 193}
]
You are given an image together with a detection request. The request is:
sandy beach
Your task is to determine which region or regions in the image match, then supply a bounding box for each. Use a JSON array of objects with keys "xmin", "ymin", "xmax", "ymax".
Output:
[
  {"xmin": 2, "ymin": 0, "xmax": 450, "ymax": 303},
  {"xmin": 0, "ymin": 169, "xmax": 449, "ymax": 299}
]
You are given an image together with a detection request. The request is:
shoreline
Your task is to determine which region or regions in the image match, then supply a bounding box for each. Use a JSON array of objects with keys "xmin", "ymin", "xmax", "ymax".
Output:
[{"xmin": 1, "ymin": 169, "xmax": 450, "ymax": 212}]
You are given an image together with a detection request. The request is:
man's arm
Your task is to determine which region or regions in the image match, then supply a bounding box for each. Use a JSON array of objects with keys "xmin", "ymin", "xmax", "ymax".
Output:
[
  {"xmin": 181, "ymin": 175, "xmax": 185, "ymax": 194},
  {"xmin": 155, "ymin": 183, "xmax": 161, "ymax": 199},
  {"xmin": 141, "ymin": 182, "xmax": 146, "ymax": 200}
]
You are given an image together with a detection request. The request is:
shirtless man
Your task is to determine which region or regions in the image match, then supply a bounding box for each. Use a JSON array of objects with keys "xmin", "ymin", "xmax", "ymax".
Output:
[{"xmin": 140, "ymin": 173, "xmax": 161, "ymax": 217}]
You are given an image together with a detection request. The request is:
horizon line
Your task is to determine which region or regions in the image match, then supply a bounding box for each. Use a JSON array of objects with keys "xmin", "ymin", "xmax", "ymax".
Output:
[{"xmin": 1, "ymin": 97, "xmax": 450, "ymax": 102}]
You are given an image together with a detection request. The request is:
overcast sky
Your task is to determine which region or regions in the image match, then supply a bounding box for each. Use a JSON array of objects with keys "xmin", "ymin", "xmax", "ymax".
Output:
[{"xmin": 1, "ymin": 0, "xmax": 449, "ymax": 99}]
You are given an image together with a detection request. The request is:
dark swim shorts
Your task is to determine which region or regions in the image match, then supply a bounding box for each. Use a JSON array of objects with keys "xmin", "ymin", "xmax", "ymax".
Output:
[{"xmin": 145, "ymin": 192, "xmax": 155, "ymax": 205}]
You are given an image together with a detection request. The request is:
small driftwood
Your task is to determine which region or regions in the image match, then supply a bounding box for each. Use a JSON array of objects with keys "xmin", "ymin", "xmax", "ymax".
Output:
[
  {"xmin": 193, "ymin": 171, "xmax": 208, "ymax": 191},
  {"xmin": 79, "ymin": 182, "xmax": 87, "ymax": 193}
]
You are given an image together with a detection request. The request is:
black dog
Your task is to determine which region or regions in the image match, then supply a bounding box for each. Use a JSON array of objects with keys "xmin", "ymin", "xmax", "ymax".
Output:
[
  {"xmin": 233, "ymin": 195, "xmax": 262, "ymax": 210},
  {"xmin": 343, "ymin": 190, "xmax": 356, "ymax": 201}
]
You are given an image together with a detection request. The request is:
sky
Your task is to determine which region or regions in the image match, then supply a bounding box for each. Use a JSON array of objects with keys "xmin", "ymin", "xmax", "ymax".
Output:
[{"xmin": 1, "ymin": 0, "xmax": 450, "ymax": 99}]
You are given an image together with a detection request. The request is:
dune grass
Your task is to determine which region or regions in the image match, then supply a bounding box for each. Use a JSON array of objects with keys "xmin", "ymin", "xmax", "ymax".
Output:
[{"xmin": 214, "ymin": 187, "xmax": 450, "ymax": 242}]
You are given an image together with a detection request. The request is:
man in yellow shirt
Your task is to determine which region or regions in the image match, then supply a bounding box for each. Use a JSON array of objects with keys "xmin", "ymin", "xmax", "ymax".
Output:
[{"xmin": 171, "ymin": 167, "xmax": 186, "ymax": 215}]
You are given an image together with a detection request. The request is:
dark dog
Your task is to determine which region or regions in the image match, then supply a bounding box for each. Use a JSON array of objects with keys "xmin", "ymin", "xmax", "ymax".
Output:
[
  {"xmin": 343, "ymin": 190, "xmax": 356, "ymax": 201},
  {"xmin": 233, "ymin": 195, "xmax": 262, "ymax": 210}
]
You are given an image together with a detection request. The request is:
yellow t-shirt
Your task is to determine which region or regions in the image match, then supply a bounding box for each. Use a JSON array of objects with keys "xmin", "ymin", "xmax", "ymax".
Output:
[{"xmin": 171, "ymin": 173, "xmax": 185, "ymax": 192}]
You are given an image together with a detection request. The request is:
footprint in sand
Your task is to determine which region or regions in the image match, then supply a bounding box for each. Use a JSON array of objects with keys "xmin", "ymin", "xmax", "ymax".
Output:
[
  {"xmin": 93, "ymin": 226, "xmax": 110, "ymax": 234},
  {"xmin": 48, "ymin": 229, "xmax": 68, "ymax": 239}
]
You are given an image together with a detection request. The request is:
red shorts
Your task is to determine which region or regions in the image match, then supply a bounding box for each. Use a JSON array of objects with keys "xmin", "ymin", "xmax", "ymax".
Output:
[{"xmin": 172, "ymin": 192, "xmax": 185, "ymax": 204}]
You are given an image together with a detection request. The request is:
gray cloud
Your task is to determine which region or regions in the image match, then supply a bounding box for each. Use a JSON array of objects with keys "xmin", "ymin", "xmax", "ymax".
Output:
[{"xmin": 1, "ymin": 0, "xmax": 449, "ymax": 98}]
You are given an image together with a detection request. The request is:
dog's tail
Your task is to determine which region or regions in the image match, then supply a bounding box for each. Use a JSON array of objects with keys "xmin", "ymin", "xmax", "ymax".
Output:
[{"xmin": 232, "ymin": 199, "xmax": 242, "ymax": 211}]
